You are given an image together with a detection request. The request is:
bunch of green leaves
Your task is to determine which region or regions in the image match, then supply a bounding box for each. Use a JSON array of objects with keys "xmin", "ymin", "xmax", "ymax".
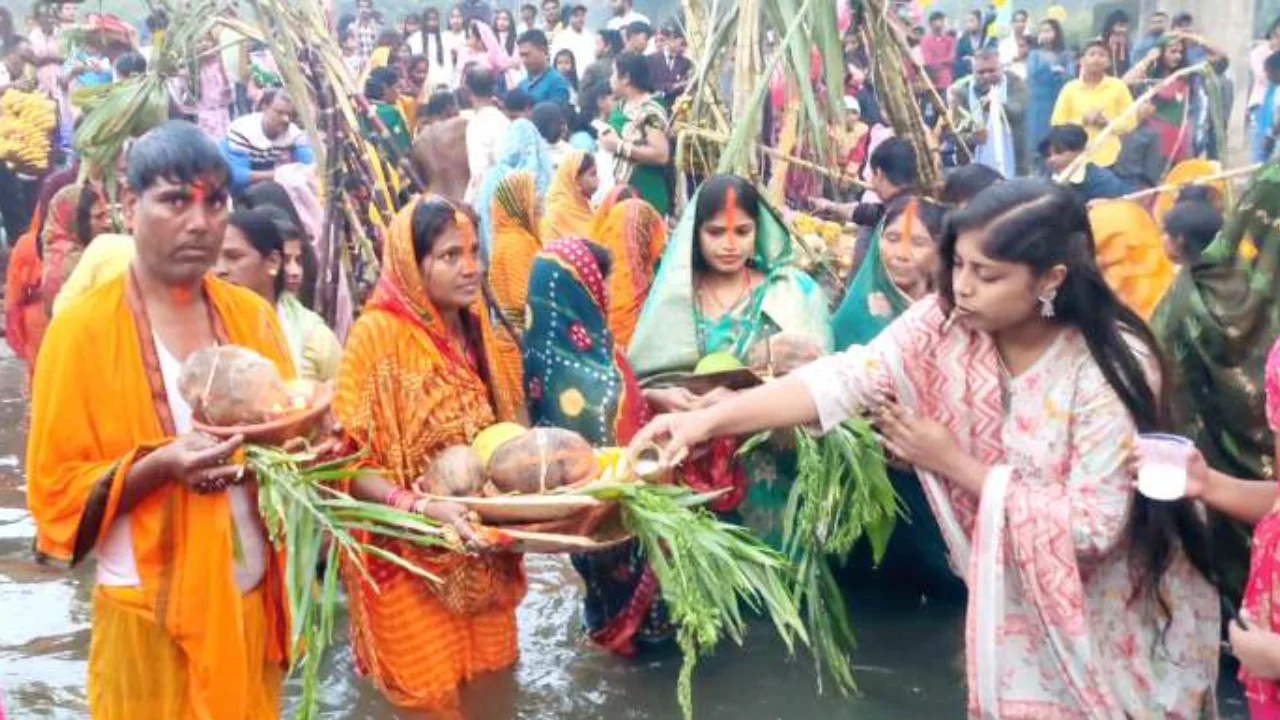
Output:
[
  {"xmin": 72, "ymin": 0, "xmax": 231, "ymax": 217},
  {"xmin": 739, "ymin": 418, "xmax": 899, "ymax": 695},
  {"xmin": 247, "ymin": 444, "xmax": 450, "ymax": 720},
  {"xmin": 581, "ymin": 481, "xmax": 808, "ymax": 720}
]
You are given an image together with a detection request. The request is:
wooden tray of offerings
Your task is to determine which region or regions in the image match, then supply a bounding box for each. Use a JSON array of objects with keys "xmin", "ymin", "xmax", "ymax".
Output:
[
  {"xmin": 491, "ymin": 507, "xmax": 632, "ymax": 554},
  {"xmin": 423, "ymin": 491, "xmax": 612, "ymax": 525}
]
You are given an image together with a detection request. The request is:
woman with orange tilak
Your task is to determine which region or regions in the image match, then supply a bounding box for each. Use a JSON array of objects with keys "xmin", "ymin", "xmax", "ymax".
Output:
[
  {"xmin": 333, "ymin": 196, "xmax": 527, "ymax": 711},
  {"xmin": 26, "ymin": 121, "xmax": 294, "ymax": 720},
  {"xmin": 594, "ymin": 197, "xmax": 668, "ymax": 347}
]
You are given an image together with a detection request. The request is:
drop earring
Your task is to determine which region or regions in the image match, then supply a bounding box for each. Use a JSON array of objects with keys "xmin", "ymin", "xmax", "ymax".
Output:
[{"xmin": 1038, "ymin": 289, "xmax": 1057, "ymax": 319}]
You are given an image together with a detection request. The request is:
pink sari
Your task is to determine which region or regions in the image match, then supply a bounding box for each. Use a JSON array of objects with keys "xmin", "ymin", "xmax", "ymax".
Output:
[
  {"xmin": 453, "ymin": 21, "xmax": 518, "ymax": 88},
  {"xmin": 1242, "ymin": 337, "xmax": 1280, "ymax": 718},
  {"xmin": 795, "ymin": 296, "xmax": 1220, "ymax": 719}
]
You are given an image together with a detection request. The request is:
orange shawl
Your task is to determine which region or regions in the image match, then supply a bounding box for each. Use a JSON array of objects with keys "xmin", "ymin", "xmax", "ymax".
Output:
[
  {"xmin": 539, "ymin": 150, "xmax": 595, "ymax": 241},
  {"xmin": 26, "ymin": 272, "xmax": 295, "ymax": 720},
  {"xmin": 333, "ymin": 199, "xmax": 526, "ymax": 707},
  {"xmin": 486, "ymin": 171, "xmax": 541, "ymax": 390},
  {"xmin": 597, "ymin": 198, "xmax": 668, "ymax": 347},
  {"xmin": 1088, "ymin": 200, "xmax": 1176, "ymax": 319},
  {"xmin": 589, "ymin": 185, "xmax": 639, "ymax": 241}
]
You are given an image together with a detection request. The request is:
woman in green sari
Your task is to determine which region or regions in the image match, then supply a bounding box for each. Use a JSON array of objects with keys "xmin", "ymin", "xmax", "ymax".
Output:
[
  {"xmin": 828, "ymin": 196, "xmax": 964, "ymax": 600},
  {"xmin": 832, "ymin": 196, "xmax": 946, "ymax": 350},
  {"xmin": 598, "ymin": 52, "xmax": 672, "ymax": 216},
  {"xmin": 628, "ymin": 174, "xmax": 831, "ymax": 543},
  {"xmin": 1152, "ymin": 163, "xmax": 1280, "ymax": 597},
  {"xmin": 364, "ymin": 66, "xmax": 413, "ymax": 154}
]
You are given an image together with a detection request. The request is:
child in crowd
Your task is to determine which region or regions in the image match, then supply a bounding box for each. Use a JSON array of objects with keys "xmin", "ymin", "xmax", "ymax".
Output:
[
  {"xmin": 1042, "ymin": 124, "xmax": 1134, "ymax": 204},
  {"xmin": 1161, "ymin": 198, "xmax": 1223, "ymax": 265}
]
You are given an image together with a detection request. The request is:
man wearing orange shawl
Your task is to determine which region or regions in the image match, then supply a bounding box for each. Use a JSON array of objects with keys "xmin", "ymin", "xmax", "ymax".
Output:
[
  {"xmin": 595, "ymin": 198, "xmax": 667, "ymax": 347},
  {"xmin": 26, "ymin": 122, "xmax": 294, "ymax": 720},
  {"xmin": 539, "ymin": 150, "xmax": 598, "ymax": 241},
  {"xmin": 334, "ymin": 196, "xmax": 526, "ymax": 710},
  {"xmin": 485, "ymin": 170, "xmax": 542, "ymax": 396}
]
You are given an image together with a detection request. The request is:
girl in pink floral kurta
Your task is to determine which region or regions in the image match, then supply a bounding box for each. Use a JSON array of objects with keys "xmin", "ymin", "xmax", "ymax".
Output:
[{"xmin": 792, "ymin": 297, "xmax": 1221, "ymax": 719}]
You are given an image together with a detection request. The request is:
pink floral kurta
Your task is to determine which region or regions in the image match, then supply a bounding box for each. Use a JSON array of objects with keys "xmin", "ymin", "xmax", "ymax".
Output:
[
  {"xmin": 794, "ymin": 296, "xmax": 1220, "ymax": 719},
  {"xmin": 1240, "ymin": 337, "xmax": 1280, "ymax": 718}
]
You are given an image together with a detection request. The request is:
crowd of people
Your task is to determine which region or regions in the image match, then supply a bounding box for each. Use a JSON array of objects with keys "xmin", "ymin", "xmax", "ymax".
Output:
[{"xmin": 8, "ymin": 1, "xmax": 1280, "ymax": 719}]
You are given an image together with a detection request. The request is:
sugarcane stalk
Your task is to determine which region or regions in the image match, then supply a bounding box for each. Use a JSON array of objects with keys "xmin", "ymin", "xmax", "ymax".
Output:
[
  {"xmin": 1101, "ymin": 163, "xmax": 1263, "ymax": 203},
  {"xmin": 678, "ymin": 124, "xmax": 870, "ymax": 189}
]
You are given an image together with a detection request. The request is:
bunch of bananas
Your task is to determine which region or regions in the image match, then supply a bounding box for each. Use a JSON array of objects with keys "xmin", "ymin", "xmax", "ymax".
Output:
[
  {"xmin": 791, "ymin": 212, "xmax": 843, "ymax": 243},
  {"xmin": 0, "ymin": 91, "xmax": 57, "ymax": 173}
]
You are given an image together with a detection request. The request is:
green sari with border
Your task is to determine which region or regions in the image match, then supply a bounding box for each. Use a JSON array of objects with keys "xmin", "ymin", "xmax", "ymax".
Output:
[
  {"xmin": 1152, "ymin": 162, "xmax": 1280, "ymax": 597},
  {"xmin": 829, "ymin": 216, "xmax": 965, "ymax": 601},
  {"xmin": 627, "ymin": 182, "xmax": 832, "ymax": 544},
  {"xmin": 831, "ymin": 218, "xmax": 913, "ymax": 351}
]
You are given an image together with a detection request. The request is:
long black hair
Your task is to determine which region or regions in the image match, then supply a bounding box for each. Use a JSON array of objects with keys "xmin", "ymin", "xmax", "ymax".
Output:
[
  {"xmin": 422, "ymin": 7, "xmax": 445, "ymax": 66},
  {"xmin": 939, "ymin": 179, "xmax": 1214, "ymax": 630},
  {"xmin": 227, "ymin": 207, "xmax": 287, "ymax": 298}
]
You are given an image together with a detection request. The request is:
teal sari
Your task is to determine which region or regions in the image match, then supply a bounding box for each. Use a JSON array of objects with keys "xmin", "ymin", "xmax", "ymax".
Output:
[
  {"xmin": 827, "ymin": 215, "xmax": 964, "ymax": 600},
  {"xmin": 627, "ymin": 183, "xmax": 832, "ymax": 544},
  {"xmin": 831, "ymin": 218, "xmax": 913, "ymax": 351}
]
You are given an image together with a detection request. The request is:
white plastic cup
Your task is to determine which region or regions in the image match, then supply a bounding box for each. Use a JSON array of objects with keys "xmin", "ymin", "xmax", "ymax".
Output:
[{"xmin": 1136, "ymin": 433, "xmax": 1194, "ymax": 501}]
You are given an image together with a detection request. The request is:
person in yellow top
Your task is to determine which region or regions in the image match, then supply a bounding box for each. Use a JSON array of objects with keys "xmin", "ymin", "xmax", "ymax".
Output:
[
  {"xmin": 1050, "ymin": 40, "xmax": 1136, "ymax": 167},
  {"xmin": 52, "ymin": 233, "xmax": 136, "ymax": 316}
]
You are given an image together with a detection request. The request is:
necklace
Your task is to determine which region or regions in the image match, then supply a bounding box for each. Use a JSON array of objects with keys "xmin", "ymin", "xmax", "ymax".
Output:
[{"xmin": 696, "ymin": 269, "xmax": 753, "ymax": 319}]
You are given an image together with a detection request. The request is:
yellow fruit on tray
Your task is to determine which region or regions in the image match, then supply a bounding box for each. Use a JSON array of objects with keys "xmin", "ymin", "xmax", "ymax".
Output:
[
  {"xmin": 694, "ymin": 352, "xmax": 744, "ymax": 375},
  {"xmin": 471, "ymin": 421, "xmax": 528, "ymax": 467}
]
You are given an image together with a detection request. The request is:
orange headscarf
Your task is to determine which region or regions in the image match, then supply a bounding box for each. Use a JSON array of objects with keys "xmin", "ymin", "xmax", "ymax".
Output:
[
  {"xmin": 26, "ymin": 272, "xmax": 295, "ymax": 720},
  {"xmin": 596, "ymin": 199, "xmax": 668, "ymax": 347},
  {"xmin": 589, "ymin": 184, "xmax": 639, "ymax": 241},
  {"xmin": 1088, "ymin": 200, "xmax": 1176, "ymax": 319},
  {"xmin": 333, "ymin": 198, "xmax": 526, "ymax": 707},
  {"xmin": 485, "ymin": 171, "xmax": 541, "ymax": 391},
  {"xmin": 539, "ymin": 150, "xmax": 595, "ymax": 241}
]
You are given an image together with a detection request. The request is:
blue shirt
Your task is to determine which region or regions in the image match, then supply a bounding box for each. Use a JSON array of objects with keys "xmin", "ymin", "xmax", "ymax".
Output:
[{"xmin": 519, "ymin": 69, "xmax": 571, "ymax": 107}]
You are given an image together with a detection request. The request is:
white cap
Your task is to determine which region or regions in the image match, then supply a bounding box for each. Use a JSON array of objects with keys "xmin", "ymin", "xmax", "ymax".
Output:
[{"xmin": 843, "ymin": 95, "xmax": 861, "ymax": 113}]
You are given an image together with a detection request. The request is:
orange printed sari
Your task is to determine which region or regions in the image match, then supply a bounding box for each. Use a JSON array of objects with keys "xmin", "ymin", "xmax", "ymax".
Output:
[
  {"xmin": 595, "ymin": 198, "xmax": 667, "ymax": 348},
  {"xmin": 334, "ymin": 198, "xmax": 526, "ymax": 710},
  {"xmin": 539, "ymin": 150, "xmax": 595, "ymax": 242},
  {"xmin": 26, "ymin": 273, "xmax": 295, "ymax": 719},
  {"xmin": 485, "ymin": 170, "xmax": 541, "ymax": 395}
]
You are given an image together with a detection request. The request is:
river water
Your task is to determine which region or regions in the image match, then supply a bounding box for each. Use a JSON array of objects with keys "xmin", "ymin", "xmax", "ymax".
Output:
[{"xmin": 0, "ymin": 351, "xmax": 1250, "ymax": 719}]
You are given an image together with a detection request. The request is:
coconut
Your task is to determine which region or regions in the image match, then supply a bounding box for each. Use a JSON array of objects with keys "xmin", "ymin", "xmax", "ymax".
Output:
[
  {"xmin": 422, "ymin": 445, "xmax": 485, "ymax": 497},
  {"xmin": 746, "ymin": 332, "xmax": 825, "ymax": 376},
  {"xmin": 487, "ymin": 427, "xmax": 596, "ymax": 494},
  {"xmin": 178, "ymin": 345, "xmax": 292, "ymax": 426}
]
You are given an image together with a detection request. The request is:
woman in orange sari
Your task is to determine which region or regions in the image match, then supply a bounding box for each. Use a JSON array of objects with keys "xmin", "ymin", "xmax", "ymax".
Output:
[
  {"xmin": 595, "ymin": 198, "xmax": 667, "ymax": 347},
  {"xmin": 539, "ymin": 150, "xmax": 598, "ymax": 241},
  {"xmin": 4, "ymin": 164, "xmax": 79, "ymax": 377},
  {"xmin": 588, "ymin": 185, "xmax": 640, "ymax": 240},
  {"xmin": 333, "ymin": 196, "xmax": 526, "ymax": 711},
  {"xmin": 484, "ymin": 170, "xmax": 542, "ymax": 398}
]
